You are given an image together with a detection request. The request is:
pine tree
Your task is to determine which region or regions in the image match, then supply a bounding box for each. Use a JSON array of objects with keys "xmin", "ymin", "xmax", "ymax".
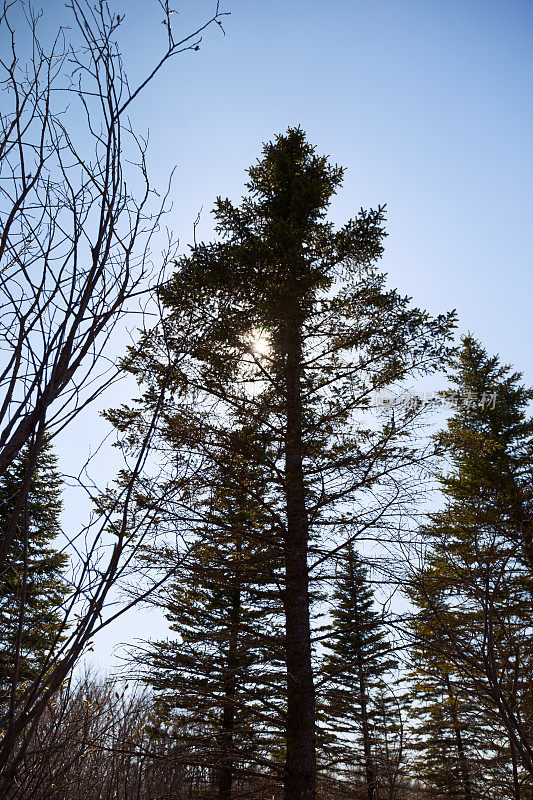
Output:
[
  {"xmin": 407, "ymin": 335, "xmax": 533, "ymax": 796},
  {"xmin": 114, "ymin": 128, "xmax": 455, "ymax": 799},
  {"xmin": 321, "ymin": 544, "xmax": 400, "ymax": 800},
  {"xmin": 0, "ymin": 437, "xmax": 68, "ymax": 721}
]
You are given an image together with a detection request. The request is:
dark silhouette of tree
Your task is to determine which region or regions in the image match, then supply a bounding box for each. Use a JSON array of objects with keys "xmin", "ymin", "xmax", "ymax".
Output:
[
  {"xmin": 406, "ymin": 336, "xmax": 533, "ymax": 793},
  {"xmin": 320, "ymin": 544, "xmax": 401, "ymax": 800},
  {"xmin": 111, "ymin": 127, "xmax": 455, "ymax": 799},
  {"xmin": 0, "ymin": 0, "xmax": 228, "ymax": 786},
  {"xmin": 0, "ymin": 438, "xmax": 67, "ymax": 720}
]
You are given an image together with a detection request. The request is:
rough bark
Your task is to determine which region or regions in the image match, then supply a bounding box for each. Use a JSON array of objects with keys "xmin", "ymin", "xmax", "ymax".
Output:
[
  {"xmin": 282, "ymin": 316, "xmax": 316, "ymax": 800},
  {"xmin": 357, "ymin": 657, "xmax": 377, "ymax": 800},
  {"xmin": 218, "ymin": 567, "xmax": 241, "ymax": 800},
  {"xmin": 445, "ymin": 678, "xmax": 473, "ymax": 800}
]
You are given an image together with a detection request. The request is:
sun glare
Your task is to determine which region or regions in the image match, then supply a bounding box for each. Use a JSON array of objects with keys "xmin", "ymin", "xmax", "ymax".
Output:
[{"xmin": 247, "ymin": 328, "xmax": 270, "ymax": 356}]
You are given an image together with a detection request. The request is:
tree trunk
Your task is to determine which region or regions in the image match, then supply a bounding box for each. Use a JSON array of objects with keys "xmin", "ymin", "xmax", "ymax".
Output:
[
  {"xmin": 218, "ymin": 575, "xmax": 241, "ymax": 800},
  {"xmin": 282, "ymin": 316, "xmax": 316, "ymax": 800},
  {"xmin": 510, "ymin": 740, "xmax": 520, "ymax": 800},
  {"xmin": 357, "ymin": 658, "xmax": 377, "ymax": 800},
  {"xmin": 218, "ymin": 696, "xmax": 235, "ymax": 800},
  {"xmin": 445, "ymin": 678, "xmax": 472, "ymax": 800}
]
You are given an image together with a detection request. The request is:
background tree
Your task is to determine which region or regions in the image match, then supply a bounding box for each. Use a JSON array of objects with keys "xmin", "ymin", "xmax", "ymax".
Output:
[
  {"xmin": 113, "ymin": 127, "xmax": 455, "ymax": 800},
  {"xmin": 320, "ymin": 544, "xmax": 402, "ymax": 800},
  {"xmin": 405, "ymin": 335, "xmax": 533, "ymax": 793},
  {"xmin": 0, "ymin": 438, "xmax": 67, "ymax": 721},
  {"xmin": 129, "ymin": 426, "xmax": 286, "ymax": 800},
  {"xmin": 407, "ymin": 588, "xmax": 491, "ymax": 800}
]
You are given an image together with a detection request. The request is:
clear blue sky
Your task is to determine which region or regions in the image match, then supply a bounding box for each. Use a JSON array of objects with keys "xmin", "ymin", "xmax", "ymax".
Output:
[{"xmin": 43, "ymin": 0, "xmax": 533, "ymax": 667}]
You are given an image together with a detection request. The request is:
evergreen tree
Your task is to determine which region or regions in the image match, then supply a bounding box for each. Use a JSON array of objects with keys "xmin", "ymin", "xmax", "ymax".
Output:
[
  {"xmin": 321, "ymin": 544, "xmax": 400, "ymax": 800},
  {"xmin": 407, "ymin": 589, "xmax": 490, "ymax": 800},
  {"xmin": 114, "ymin": 128, "xmax": 455, "ymax": 799},
  {"xmin": 407, "ymin": 335, "xmax": 533, "ymax": 796},
  {"xmin": 438, "ymin": 335, "xmax": 533, "ymax": 583},
  {"xmin": 0, "ymin": 438, "xmax": 68, "ymax": 721},
  {"xmin": 136, "ymin": 428, "xmax": 285, "ymax": 800},
  {"xmin": 407, "ymin": 581, "xmax": 530, "ymax": 800}
]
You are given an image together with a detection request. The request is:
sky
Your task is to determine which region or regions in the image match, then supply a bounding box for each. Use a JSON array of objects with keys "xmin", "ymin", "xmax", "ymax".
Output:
[
  {"xmin": 37, "ymin": 0, "xmax": 533, "ymax": 669},
  {"xmin": 120, "ymin": 0, "xmax": 533, "ymax": 368}
]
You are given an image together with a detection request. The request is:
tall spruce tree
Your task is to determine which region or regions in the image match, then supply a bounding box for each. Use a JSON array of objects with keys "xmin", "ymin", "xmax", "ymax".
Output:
[
  {"xmin": 321, "ymin": 545, "xmax": 400, "ymax": 800},
  {"xmin": 437, "ymin": 335, "xmax": 533, "ymax": 583},
  {"xmin": 115, "ymin": 128, "xmax": 455, "ymax": 799},
  {"xmin": 407, "ymin": 335, "xmax": 533, "ymax": 795},
  {"xmin": 0, "ymin": 438, "xmax": 68, "ymax": 722}
]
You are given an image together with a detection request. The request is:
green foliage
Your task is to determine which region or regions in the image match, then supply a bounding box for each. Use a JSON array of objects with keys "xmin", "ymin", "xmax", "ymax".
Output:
[
  {"xmin": 320, "ymin": 544, "xmax": 403, "ymax": 795},
  {"xmin": 136, "ymin": 430, "xmax": 286, "ymax": 794},
  {"xmin": 121, "ymin": 126, "xmax": 456, "ymax": 588},
  {"xmin": 158, "ymin": 128, "xmax": 455, "ymax": 394},
  {"xmin": 407, "ymin": 336, "xmax": 533, "ymax": 799},
  {"xmin": 0, "ymin": 438, "xmax": 68, "ymax": 716},
  {"xmin": 437, "ymin": 335, "xmax": 533, "ymax": 580}
]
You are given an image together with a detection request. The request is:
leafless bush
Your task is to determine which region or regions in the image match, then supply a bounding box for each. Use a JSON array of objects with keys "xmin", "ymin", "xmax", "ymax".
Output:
[{"xmin": 5, "ymin": 673, "xmax": 285, "ymax": 800}]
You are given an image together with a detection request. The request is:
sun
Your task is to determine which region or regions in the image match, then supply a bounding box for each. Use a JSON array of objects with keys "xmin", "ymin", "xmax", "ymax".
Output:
[{"xmin": 247, "ymin": 328, "xmax": 270, "ymax": 356}]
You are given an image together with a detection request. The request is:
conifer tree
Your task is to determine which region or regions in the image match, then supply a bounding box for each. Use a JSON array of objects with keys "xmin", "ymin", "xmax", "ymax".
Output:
[
  {"xmin": 0, "ymin": 438, "xmax": 68, "ymax": 721},
  {"xmin": 407, "ymin": 335, "xmax": 533, "ymax": 793},
  {"xmin": 407, "ymin": 589, "xmax": 488, "ymax": 800},
  {"xmin": 407, "ymin": 576, "xmax": 531, "ymax": 800},
  {"xmin": 135, "ymin": 428, "xmax": 285, "ymax": 800},
  {"xmin": 321, "ymin": 545, "xmax": 400, "ymax": 800},
  {"xmin": 437, "ymin": 335, "xmax": 533, "ymax": 582},
  {"xmin": 114, "ymin": 128, "xmax": 455, "ymax": 799}
]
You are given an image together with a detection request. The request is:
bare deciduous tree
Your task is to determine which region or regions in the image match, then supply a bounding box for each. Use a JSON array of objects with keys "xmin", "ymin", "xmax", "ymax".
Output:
[
  {"xmin": 0, "ymin": 0, "xmax": 228, "ymax": 788},
  {"xmin": 0, "ymin": 0, "xmax": 226, "ymax": 555}
]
